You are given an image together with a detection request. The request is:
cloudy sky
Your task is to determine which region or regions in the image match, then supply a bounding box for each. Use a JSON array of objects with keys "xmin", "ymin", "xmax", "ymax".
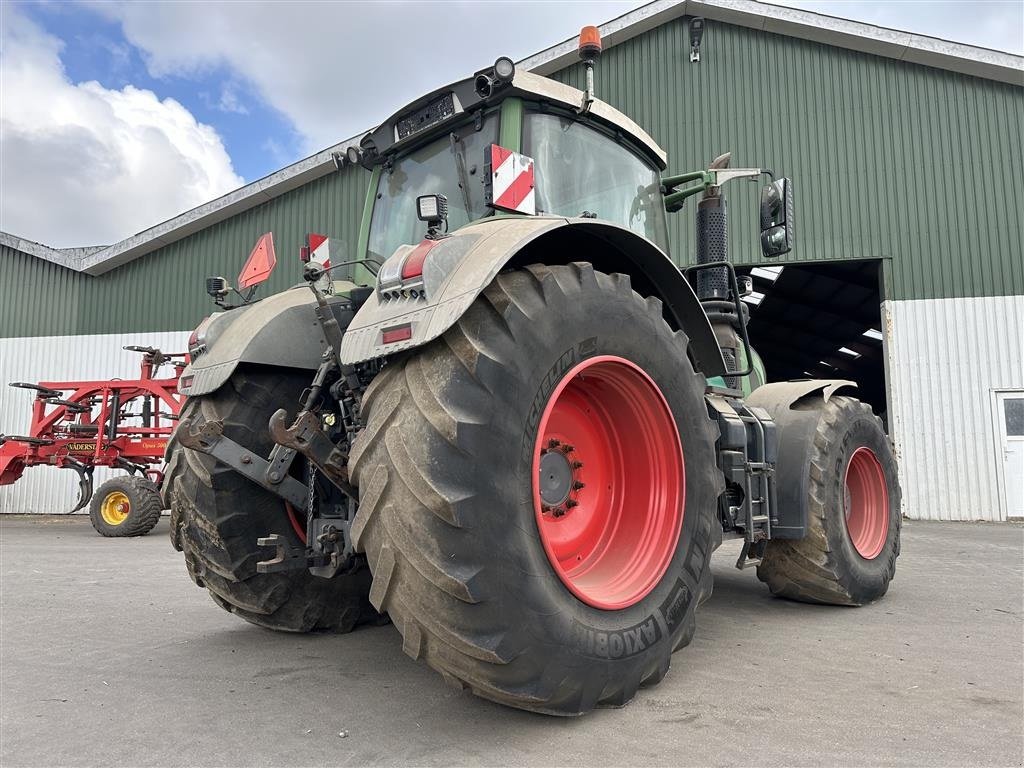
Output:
[{"xmin": 1, "ymin": 0, "xmax": 1021, "ymax": 248}]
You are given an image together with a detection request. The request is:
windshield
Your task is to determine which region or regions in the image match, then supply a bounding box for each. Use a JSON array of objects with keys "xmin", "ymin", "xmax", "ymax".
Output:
[
  {"xmin": 524, "ymin": 112, "xmax": 669, "ymax": 251},
  {"xmin": 367, "ymin": 114, "xmax": 499, "ymax": 261}
]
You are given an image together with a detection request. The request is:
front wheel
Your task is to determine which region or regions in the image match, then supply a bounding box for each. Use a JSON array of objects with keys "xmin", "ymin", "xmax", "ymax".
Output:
[
  {"xmin": 756, "ymin": 395, "xmax": 901, "ymax": 605},
  {"xmin": 350, "ymin": 264, "xmax": 720, "ymax": 715}
]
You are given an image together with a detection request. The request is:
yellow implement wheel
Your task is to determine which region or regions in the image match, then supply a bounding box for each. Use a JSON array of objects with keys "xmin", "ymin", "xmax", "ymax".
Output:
[
  {"xmin": 100, "ymin": 491, "xmax": 131, "ymax": 526},
  {"xmin": 88, "ymin": 475, "xmax": 163, "ymax": 537}
]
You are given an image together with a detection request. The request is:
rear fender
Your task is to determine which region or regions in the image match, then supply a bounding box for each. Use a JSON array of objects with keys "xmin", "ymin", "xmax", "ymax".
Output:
[
  {"xmin": 339, "ymin": 217, "xmax": 726, "ymax": 377},
  {"xmin": 745, "ymin": 379, "xmax": 859, "ymax": 538},
  {"xmin": 179, "ymin": 286, "xmax": 354, "ymax": 397}
]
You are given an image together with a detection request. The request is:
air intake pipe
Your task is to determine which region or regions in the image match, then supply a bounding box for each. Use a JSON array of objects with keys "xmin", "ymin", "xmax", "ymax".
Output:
[{"xmin": 696, "ymin": 153, "xmax": 745, "ymax": 389}]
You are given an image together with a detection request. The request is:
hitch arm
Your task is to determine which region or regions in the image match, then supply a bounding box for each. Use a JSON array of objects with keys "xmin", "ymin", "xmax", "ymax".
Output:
[
  {"xmin": 268, "ymin": 409, "xmax": 357, "ymax": 499},
  {"xmin": 176, "ymin": 417, "xmax": 310, "ymax": 509}
]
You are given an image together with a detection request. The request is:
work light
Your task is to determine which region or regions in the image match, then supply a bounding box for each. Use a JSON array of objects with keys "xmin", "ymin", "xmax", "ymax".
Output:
[
  {"xmin": 416, "ymin": 194, "xmax": 448, "ymax": 224},
  {"xmin": 205, "ymin": 276, "xmax": 229, "ymax": 299},
  {"xmin": 493, "ymin": 56, "xmax": 515, "ymax": 82}
]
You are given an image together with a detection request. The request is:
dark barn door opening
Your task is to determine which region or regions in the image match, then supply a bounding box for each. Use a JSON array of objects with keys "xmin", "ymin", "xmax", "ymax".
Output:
[{"xmin": 736, "ymin": 260, "xmax": 889, "ymax": 418}]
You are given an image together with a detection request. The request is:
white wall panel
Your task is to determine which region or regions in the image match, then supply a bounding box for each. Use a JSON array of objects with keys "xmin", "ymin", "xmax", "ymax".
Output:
[
  {"xmin": 884, "ymin": 296, "xmax": 1024, "ymax": 521},
  {"xmin": 0, "ymin": 331, "xmax": 188, "ymax": 514}
]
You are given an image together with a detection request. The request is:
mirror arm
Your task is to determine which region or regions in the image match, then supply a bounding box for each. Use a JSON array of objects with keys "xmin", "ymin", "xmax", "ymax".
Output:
[
  {"xmin": 662, "ymin": 168, "xmax": 770, "ymax": 213},
  {"xmin": 662, "ymin": 170, "xmax": 714, "ymax": 213},
  {"xmin": 663, "ymin": 183, "xmax": 708, "ymax": 212}
]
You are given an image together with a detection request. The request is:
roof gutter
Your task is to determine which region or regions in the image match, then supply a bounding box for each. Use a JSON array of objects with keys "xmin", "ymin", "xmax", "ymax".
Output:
[{"xmin": 520, "ymin": 0, "xmax": 1023, "ymax": 85}]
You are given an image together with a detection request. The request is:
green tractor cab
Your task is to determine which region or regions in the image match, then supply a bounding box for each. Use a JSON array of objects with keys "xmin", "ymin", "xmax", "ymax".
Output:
[{"xmin": 167, "ymin": 26, "xmax": 900, "ymax": 716}]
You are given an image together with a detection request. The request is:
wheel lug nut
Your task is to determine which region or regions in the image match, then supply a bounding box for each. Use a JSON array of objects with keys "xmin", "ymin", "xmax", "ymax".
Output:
[
  {"xmin": 561, "ymin": 444, "xmax": 574, "ymax": 453},
  {"xmin": 552, "ymin": 507, "xmax": 566, "ymax": 518},
  {"xmin": 572, "ymin": 461, "xmax": 583, "ymax": 469},
  {"xmin": 565, "ymin": 499, "xmax": 578, "ymax": 509},
  {"xmin": 573, "ymin": 481, "xmax": 585, "ymax": 490},
  {"xmin": 547, "ymin": 439, "xmax": 561, "ymax": 449}
]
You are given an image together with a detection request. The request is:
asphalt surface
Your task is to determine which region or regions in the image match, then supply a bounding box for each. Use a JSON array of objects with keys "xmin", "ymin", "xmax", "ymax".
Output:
[{"xmin": 1, "ymin": 516, "xmax": 1021, "ymax": 768}]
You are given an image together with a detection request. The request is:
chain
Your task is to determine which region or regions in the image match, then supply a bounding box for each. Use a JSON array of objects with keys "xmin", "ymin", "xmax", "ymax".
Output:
[{"xmin": 307, "ymin": 464, "xmax": 317, "ymax": 519}]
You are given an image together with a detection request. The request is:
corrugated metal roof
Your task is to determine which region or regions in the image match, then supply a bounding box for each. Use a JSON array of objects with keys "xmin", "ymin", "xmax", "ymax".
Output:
[{"xmin": 4, "ymin": 0, "xmax": 1020, "ymax": 276}]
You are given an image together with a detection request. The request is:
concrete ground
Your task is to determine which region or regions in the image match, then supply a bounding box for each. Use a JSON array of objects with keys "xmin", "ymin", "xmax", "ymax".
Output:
[{"xmin": 0, "ymin": 517, "xmax": 1021, "ymax": 768}]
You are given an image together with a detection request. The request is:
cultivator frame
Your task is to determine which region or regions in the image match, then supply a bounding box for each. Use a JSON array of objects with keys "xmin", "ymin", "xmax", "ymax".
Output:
[{"xmin": 0, "ymin": 346, "xmax": 186, "ymax": 512}]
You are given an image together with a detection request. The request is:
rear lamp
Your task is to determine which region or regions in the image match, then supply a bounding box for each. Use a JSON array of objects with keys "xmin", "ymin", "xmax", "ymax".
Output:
[
  {"xmin": 416, "ymin": 194, "xmax": 448, "ymax": 223},
  {"xmin": 188, "ymin": 315, "xmax": 213, "ymax": 358}
]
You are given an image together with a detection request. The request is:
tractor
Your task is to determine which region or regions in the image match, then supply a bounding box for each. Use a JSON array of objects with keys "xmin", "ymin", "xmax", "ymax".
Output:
[{"xmin": 164, "ymin": 27, "xmax": 900, "ymax": 715}]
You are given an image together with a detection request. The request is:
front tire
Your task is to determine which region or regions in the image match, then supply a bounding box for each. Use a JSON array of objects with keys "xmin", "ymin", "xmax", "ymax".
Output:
[
  {"xmin": 350, "ymin": 264, "xmax": 719, "ymax": 714},
  {"xmin": 756, "ymin": 395, "xmax": 901, "ymax": 605},
  {"xmin": 164, "ymin": 367, "xmax": 375, "ymax": 632}
]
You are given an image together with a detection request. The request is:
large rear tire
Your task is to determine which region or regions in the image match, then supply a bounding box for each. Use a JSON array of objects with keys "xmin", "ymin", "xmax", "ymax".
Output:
[
  {"xmin": 350, "ymin": 264, "xmax": 719, "ymax": 715},
  {"xmin": 164, "ymin": 367, "xmax": 375, "ymax": 632},
  {"xmin": 756, "ymin": 395, "xmax": 901, "ymax": 605}
]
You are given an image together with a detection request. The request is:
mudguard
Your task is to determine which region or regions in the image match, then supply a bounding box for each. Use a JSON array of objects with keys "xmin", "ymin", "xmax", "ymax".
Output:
[
  {"xmin": 339, "ymin": 216, "xmax": 727, "ymax": 377},
  {"xmin": 179, "ymin": 285, "xmax": 355, "ymax": 397},
  {"xmin": 745, "ymin": 379, "xmax": 858, "ymax": 539}
]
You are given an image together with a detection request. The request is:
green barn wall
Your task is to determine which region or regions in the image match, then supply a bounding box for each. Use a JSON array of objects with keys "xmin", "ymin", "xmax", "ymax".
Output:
[
  {"xmin": 550, "ymin": 17, "xmax": 1023, "ymax": 301},
  {"xmin": 3, "ymin": 16, "xmax": 1021, "ymax": 340},
  {"xmin": 1, "ymin": 166, "xmax": 371, "ymax": 338}
]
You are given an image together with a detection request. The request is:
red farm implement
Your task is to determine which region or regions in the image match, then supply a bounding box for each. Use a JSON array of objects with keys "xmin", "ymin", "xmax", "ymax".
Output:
[{"xmin": 0, "ymin": 346, "xmax": 186, "ymax": 536}]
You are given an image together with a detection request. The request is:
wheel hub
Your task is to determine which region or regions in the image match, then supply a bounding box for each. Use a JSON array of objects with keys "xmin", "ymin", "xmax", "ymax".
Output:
[
  {"xmin": 532, "ymin": 355, "xmax": 684, "ymax": 610},
  {"xmin": 538, "ymin": 449, "xmax": 574, "ymax": 507},
  {"xmin": 100, "ymin": 491, "xmax": 130, "ymax": 526},
  {"xmin": 844, "ymin": 446, "xmax": 889, "ymax": 560}
]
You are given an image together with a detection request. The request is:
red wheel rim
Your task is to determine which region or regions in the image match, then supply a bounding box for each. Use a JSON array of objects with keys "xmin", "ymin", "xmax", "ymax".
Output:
[
  {"xmin": 532, "ymin": 355, "xmax": 684, "ymax": 610},
  {"xmin": 844, "ymin": 447, "xmax": 889, "ymax": 559}
]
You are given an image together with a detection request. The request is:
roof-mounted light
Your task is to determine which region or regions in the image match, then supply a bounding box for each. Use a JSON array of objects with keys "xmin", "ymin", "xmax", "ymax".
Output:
[
  {"xmin": 493, "ymin": 56, "xmax": 515, "ymax": 82},
  {"xmin": 578, "ymin": 25, "xmax": 602, "ymax": 61}
]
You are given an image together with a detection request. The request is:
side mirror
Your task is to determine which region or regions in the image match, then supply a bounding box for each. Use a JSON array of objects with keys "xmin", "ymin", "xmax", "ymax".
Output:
[{"xmin": 759, "ymin": 178, "xmax": 794, "ymax": 257}]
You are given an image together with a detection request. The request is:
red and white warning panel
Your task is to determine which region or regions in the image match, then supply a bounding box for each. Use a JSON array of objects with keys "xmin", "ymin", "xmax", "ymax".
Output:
[
  {"xmin": 300, "ymin": 233, "xmax": 331, "ymax": 269},
  {"xmin": 300, "ymin": 232, "xmax": 334, "ymax": 292},
  {"xmin": 486, "ymin": 144, "xmax": 536, "ymax": 215}
]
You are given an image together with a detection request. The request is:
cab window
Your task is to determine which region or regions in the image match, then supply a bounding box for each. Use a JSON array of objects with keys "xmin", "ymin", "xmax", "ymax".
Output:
[{"xmin": 523, "ymin": 111, "xmax": 668, "ymax": 250}]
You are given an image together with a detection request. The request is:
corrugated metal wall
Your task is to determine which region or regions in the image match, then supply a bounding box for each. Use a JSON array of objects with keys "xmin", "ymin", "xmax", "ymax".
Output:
[
  {"xmin": 0, "ymin": 331, "xmax": 188, "ymax": 513},
  {"xmin": 885, "ymin": 295, "xmax": 1024, "ymax": 520},
  {"xmin": 3, "ymin": 16, "xmax": 1020, "ymax": 343},
  {"xmin": 550, "ymin": 17, "xmax": 1024, "ymax": 301},
  {"xmin": 1, "ymin": 166, "xmax": 371, "ymax": 339}
]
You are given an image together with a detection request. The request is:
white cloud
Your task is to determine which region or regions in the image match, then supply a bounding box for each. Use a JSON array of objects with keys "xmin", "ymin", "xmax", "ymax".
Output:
[
  {"xmin": 91, "ymin": 0, "xmax": 1021, "ymax": 163},
  {"xmin": 91, "ymin": 1, "xmax": 646, "ymax": 154},
  {"xmin": 0, "ymin": 8, "xmax": 243, "ymax": 247},
  {"xmin": 217, "ymin": 82, "xmax": 249, "ymax": 115}
]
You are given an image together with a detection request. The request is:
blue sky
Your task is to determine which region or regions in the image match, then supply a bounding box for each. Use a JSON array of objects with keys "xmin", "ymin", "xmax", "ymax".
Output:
[
  {"xmin": 2, "ymin": 0, "xmax": 1021, "ymax": 247},
  {"xmin": 17, "ymin": 1, "xmax": 301, "ymax": 181}
]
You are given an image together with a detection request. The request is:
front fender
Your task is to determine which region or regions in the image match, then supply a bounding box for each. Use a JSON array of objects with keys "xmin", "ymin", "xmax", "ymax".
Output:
[
  {"xmin": 745, "ymin": 379, "xmax": 858, "ymax": 538},
  {"xmin": 180, "ymin": 286, "xmax": 353, "ymax": 397},
  {"xmin": 339, "ymin": 217, "xmax": 726, "ymax": 377}
]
